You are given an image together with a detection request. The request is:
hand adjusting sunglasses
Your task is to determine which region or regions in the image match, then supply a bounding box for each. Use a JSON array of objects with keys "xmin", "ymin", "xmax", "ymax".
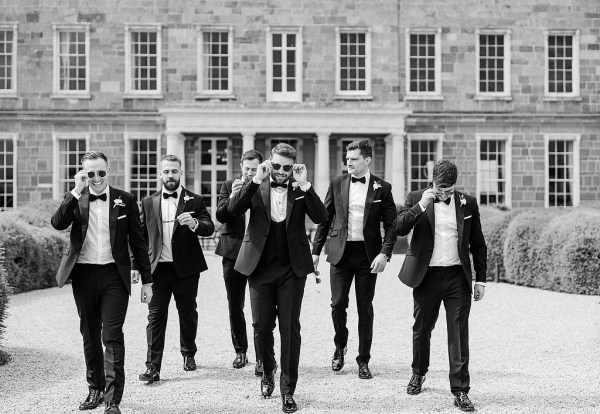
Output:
[
  {"xmin": 271, "ymin": 163, "xmax": 293, "ymax": 172},
  {"xmin": 87, "ymin": 170, "xmax": 107, "ymax": 178}
]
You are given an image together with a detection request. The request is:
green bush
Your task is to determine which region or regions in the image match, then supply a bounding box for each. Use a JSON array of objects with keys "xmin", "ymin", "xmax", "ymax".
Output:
[
  {"xmin": 480, "ymin": 206, "xmax": 513, "ymax": 283},
  {"xmin": 0, "ymin": 242, "xmax": 12, "ymax": 365},
  {"xmin": 10, "ymin": 199, "xmax": 62, "ymax": 228}
]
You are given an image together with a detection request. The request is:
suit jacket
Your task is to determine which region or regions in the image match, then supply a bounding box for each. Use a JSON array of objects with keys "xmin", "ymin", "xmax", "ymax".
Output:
[
  {"xmin": 395, "ymin": 189, "xmax": 487, "ymax": 292},
  {"xmin": 312, "ymin": 173, "xmax": 397, "ymax": 265},
  {"xmin": 215, "ymin": 179, "xmax": 245, "ymax": 261},
  {"xmin": 51, "ymin": 186, "xmax": 152, "ymax": 294},
  {"xmin": 139, "ymin": 187, "xmax": 214, "ymax": 278},
  {"xmin": 227, "ymin": 177, "xmax": 328, "ymax": 277}
]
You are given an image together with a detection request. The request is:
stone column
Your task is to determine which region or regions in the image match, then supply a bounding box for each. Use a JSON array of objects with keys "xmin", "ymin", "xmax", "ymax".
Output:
[
  {"xmin": 166, "ymin": 131, "xmax": 186, "ymax": 187},
  {"xmin": 242, "ymin": 132, "xmax": 256, "ymax": 153},
  {"xmin": 386, "ymin": 133, "xmax": 406, "ymax": 204},
  {"xmin": 314, "ymin": 132, "xmax": 331, "ymax": 199}
]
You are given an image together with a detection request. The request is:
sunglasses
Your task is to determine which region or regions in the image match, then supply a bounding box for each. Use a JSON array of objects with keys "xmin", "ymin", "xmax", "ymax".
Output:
[
  {"xmin": 87, "ymin": 170, "xmax": 107, "ymax": 178},
  {"xmin": 271, "ymin": 163, "xmax": 293, "ymax": 172}
]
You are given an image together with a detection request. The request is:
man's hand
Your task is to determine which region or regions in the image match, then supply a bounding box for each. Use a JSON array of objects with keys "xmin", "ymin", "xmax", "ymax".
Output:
[
  {"xmin": 131, "ymin": 270, "xmax": 140, "ymax": 284},
  {"xmin": 292, "ymin": 164, "xmax": 308, "ymax": 186},
  {"xmin": 177, "ymin": 212, "xmax": 197, "ymax": 230},
  {"xmin": 474, "ymin": 284, "xmax": 485, "ymax": 301},
  {"xmin": 254, "ymin": 161, "xmax": 271, "ymax": 182},
  {"xmin": 73, "ymin": 170, "xmax": 88, "ymax": 194},
  {"xmin": 370, "ymin": 253, "xmax": 388, "ymax": 273},
  {"xmin": 312, "ymin": 254, "xmax": 320, "ymax": 269},
  {"xmin": 141, "ymin": 284, "xmax": 153, "ymax": 304},
  {"xmin": 231, "ymin": 178, "xmax": 244, "ymax": 195},
  {"xmin": 419, "ymin": 188, "xmax": 437, "ymax": 209}
]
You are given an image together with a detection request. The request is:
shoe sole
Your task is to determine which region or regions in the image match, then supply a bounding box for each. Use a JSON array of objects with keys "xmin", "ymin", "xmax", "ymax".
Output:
[
  {"xmin": 454, "ymin": 400, "xmax": 475, "ymax": 411},
  {"xmin": 139, "ymin": 376, "xmax": 160, "ymax": 382},
  {"xmin": 282, "ymin": 406, "xmax": 298, "ymax": 413}
]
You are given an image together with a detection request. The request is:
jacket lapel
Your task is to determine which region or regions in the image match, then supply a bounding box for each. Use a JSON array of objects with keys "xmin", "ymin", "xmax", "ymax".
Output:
[
  {"xmin": 341, "ymin": 174, "xmax": 350, "ymax": 222},
  {"xmin": 260, "ymin": 177, "xmax": 271, "ymax": 221},
  {"xmin": 285, "ymin": 180, "xmax": 295, "ymax": 227},
  {"xmin": 454, "ymin": 191, "xmax": 464, "ymax": 252},
  {"xmin": 79, "ymin": 189, "xmax": 90, "ymax": 243},
  {"xmin": 172, "ymin": 187, "xmax": 187, "ymax": 234},
  {"xmin": 362, "ymin": 174, "xmax": 376, "ymax": 229},
  {"xmin": 152, "ymin": 191, "xmax": 162, "ymax": 239},
  {"xmin": 108, "ymin": 187, "xmax": 119, "ymax": 249}
]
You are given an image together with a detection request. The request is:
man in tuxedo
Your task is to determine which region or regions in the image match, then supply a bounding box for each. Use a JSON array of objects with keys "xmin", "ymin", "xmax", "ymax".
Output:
[
  {"xmin": 395, "ymin": 159, "xmax": 487, "ymax": 412},
  {"xmin": 228, "ymin": 143, "xmax": 327, "ymax": 413},
  {"xmin": 137, "ymin": 154, "xmax": 214, "ymax": 382},
  {"xmin": 312, "ymin": 140, "xmax": 397, "ymax": 379},
  {"xmin": 215, "ymin": 149, "xmax": 263, "ymax": 372},
  {"xmin": 51, "ymin": 151, "xmax": 153, "ymax": 414}
]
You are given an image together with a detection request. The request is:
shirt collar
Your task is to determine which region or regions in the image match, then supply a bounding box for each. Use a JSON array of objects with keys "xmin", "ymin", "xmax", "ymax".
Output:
[{"xmin": 89, "ymin": 186, "xmax": 109, "ymax": 197}]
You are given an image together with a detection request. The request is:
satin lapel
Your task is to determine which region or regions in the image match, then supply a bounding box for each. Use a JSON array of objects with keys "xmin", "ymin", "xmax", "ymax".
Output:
[
  {"xmin": 362, "ymin": 174, "xmax": 376, "ymax": 229},
  {"xmin": 260, "ymin": 178, "xmax": 271, "ymax": 221},
  {"xmin": 152, "ymin": 192, "xmax": 162, "ymax": 239},
  {"xmin": 426, "ymin": 199, "xmax": 435, "ymax": 239},
  {"xmin": 108, "ymin": 187, "xmax": 119, "ymax": 249},
  {"xmin": 172, "ymin": 187, "xmax": 187, "ymax": 234},
  {"xmin": 79, "ymin": 190, "xmax": 90, "ymax": 242},
  {"xmin": 455, "ymin": 191, "xmax": 464, "ymax": 252},
  {"xmin": 341, "ymin": 174, "xmax": 350, "ymax": 222},
  {"xmin": 285, "ymin": 180, "xmax": 294, "ymax": 227}
]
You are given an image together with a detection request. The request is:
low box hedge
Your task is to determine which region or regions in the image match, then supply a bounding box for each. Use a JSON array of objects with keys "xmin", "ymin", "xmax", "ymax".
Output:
[{"xmin": 0, "ymin": 243, "xmax": 11, "ymax": 364}]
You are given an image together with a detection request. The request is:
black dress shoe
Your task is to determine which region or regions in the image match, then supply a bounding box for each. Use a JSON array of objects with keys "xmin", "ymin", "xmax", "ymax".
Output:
[
  {"xmin": 358, "ymin": 361, "xmax": 372, "ymax": 379},
  {"xmin": 281, "ymin": 394, "xmax": 298, "ymax": 413},
  {"xmin": 233, "ymin": 352, "xmax": 248, "ymax": 369},
  {"xmin": 183, "ymin": 356, "xmax": 197, "ymax": 371},
  {"xmin": 255, "ymin": 360, "xmax": 264, "ymax": 377},
  {"xmin": 454, "ymin": 392, "xmax": 475, "ymax": 411},
  {"xmin": 407, "ymin": 373, "xmax": 426, "ymax": 395},
  {"xmin": 104, "ymin": 401, "xmax": 121, "ymax": 414},
  {"xmin": 139, "ymin": 365, "xmax": 160, "ymax": 382},
  {"xmin": 261, "ymin": 365, "xmax": 277, "ymax": 398},
  {"xmin": 332, "ymin": 347, "xmax": 346, "ymax": 371},
  {"xmin": 79, "ymin": 389, "xmax": 104, "ymax": 410}
]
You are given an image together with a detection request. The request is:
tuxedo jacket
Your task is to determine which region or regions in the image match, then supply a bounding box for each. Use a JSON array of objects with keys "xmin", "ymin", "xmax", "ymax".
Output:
[
  {"xmin": 215, "ymin": 179, "xmax": 245, "ymax": 261},
  {"xmin": 51, "ymin": 186, "xmax": 152, "ymax": 294},
  {"xmin": 395, "ymin": 189, "xmax": 487, "ymax": 292},
  {"xmin": 140, "ymin": 187, "xmax": 214, "ymax": 278},
  {"xmin": 227, "ymin": 177, "xmax": 328, "ymax": 277},
  {"xmin": 312, "ymin": 173, "xmax": 397, "ymax": 265}
]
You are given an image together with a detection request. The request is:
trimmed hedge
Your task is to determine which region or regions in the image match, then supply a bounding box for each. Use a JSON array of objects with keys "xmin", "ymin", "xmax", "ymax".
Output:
[
  {"xmin": 479, "ymin": 206, "xmax": 520, "ymax": 283},
  {"xmin": 0, "ymin": 243, "xmax": 11, "ymax": 365}
]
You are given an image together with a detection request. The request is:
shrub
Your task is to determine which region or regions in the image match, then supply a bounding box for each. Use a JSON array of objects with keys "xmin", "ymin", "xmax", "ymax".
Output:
[
  {"xmin": 480, "ymin": 206, "xmax": 512, "ymax": 282},
  {"xmin": 9, "ymin": 199, "xmax": 62, "ymax": 228},
  {"xmin": 0, "ymin": 243, "xmax": 12, "ymax": 365}
]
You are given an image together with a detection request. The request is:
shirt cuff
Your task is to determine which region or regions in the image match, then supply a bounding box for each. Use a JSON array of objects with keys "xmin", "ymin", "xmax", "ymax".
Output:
[
  {"xmin": 475, "ymin": 282, "xmax": 486, "ymax": 286},
  {"xmin": 191, "ymin": 218, "xmax": 199, "ymax": 232},
  {"xmin": 418, "ymin": 201, "xmax": 426, "ymax": 212},
  {"xmin": 299, "ymin": 182, "xmax": 311, "ymax": 191},
  {"xmin": 252, "ymin": 176, "xmax": 262, "ymax": 185},
  {"xmin": 71, "ymin": 189, "xmax": 82, "ymax": 200}
]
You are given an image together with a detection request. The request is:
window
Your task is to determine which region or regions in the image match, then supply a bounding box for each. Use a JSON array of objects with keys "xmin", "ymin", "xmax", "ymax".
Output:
[
  {"xmin": 545, "ymin": 134, "xmax": 580, "ymax": 207},
  {"xmin": 338, "ymin": 138, "xmax": 372, "ymax": 175},
  {"xmin": 198, "ymin": 27, "xmax": 233, "ymax": 96},
  {"xmin": 125, "ymin": 135, "xmax": 160, "ymax": 202},
  {"xmin": 125, "ymin": 24, "xmax": 162, "ymax": 97},
  {"xmin": 266, "ymin": 138, "xmax": 302, "ymax": 162},
  {"xmin": 408, "ymin": 134, "xmax": 444, "ymax": 191},
  {"xmin": 53, "ymin": 24, "xmax": 90, "ymax": 97},
  {"xmin": 53, "ymin": 134, "xmax": 89, "ymax": 199},
  {"xmin": 198, "ymin": 138, "xmax": 228, "ymax": 220},
  {"xmin": 477, "ymin": 135, "xmax": 512, "ymax": 207},
  {"xmin": 0, "ymin": 134, "xmax": 16, "ymax": 210},
  {"xmin": 546, "ymin": 31, "xmax": 580, "ymax": 98},
  {"xmin": 266, "ymin": 28, "xmax": 302, "ymax": 102},
  {"xmin": 336, "ymin": 28, "xmax": 371, "ymax": 97},
  {"xmin": 477, "ymin": 30, "xmax": 511, "ymax": 97},
  {"xmin": 0, "ymin": 24, "xmax": 17, "ymax": 96},
  {"xmin": 406, "ymin": 28, "xmax": 441, "ymax": 97}
]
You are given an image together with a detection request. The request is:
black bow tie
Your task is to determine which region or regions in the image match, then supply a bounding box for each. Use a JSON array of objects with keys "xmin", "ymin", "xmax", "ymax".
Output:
[
  {"xmin": 163, "ymin": 192, "xmax": 177, "ymax": 199},
  {"xmin": 351, "ymin": 176, "xmax": 366, "ymax": 184},
  {"xmin": 89, "ymin": 193, "xmax": 107, "ymax": 202},
  {"xmin": 270, "ymin": 181, "xmax": 288, "ymax": 189},
  {"xmin": 434, "ymin": 197, "xmax": 452, "ymax": 205}
]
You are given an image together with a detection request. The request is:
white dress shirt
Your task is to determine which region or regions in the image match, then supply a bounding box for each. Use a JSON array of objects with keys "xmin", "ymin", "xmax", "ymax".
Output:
[
  {"xmin": 347, "ymin": 171, "xmax": 370, "ymax": 241},
  {"xmin": 269, "ymin": 179, "xmax": 288, "ymax": 223},
  {"xmin": 75, "ymin": 187, "xmax": 114, "ymax": 265},
  {"xmin": 429, "ymin": 194, "xmax": 462, "ymax": 267},
  {"xmin": 159, "ymin": 188, "xmax": 181, "ymax": 262}
]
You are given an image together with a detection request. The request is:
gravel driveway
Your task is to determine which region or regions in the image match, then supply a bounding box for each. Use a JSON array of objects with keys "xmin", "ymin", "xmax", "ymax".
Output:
[{"xmin": 1, "ymin": 253, "xmax": 599, "ymax": 413}]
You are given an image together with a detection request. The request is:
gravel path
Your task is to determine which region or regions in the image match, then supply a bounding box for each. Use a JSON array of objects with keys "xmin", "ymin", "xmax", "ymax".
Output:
[{"xmin": 1, "ymin": 253, "xmax": 599, "ymax": 413}]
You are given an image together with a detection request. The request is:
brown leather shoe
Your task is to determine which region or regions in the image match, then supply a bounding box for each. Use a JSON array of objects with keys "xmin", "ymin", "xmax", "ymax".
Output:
[
  {"xmin": 407, "ymin": 373, "xmax": 426, "ymax": 395},
  {"xmin": 79, "ymin": 389, "xmax": 104, "ymax": 410},
  {"xmin": 454, "ymin": 392, "xmax": 475, "ymax": 411},
  {"xmin": 183, "ymin": 356, "xmax": 197, "ymax": 371}
]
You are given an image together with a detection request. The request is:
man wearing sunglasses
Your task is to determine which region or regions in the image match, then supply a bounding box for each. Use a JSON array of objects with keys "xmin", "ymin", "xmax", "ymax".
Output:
[
  {"xmin": 228, "ymin": 143, "xmax": 327, "ymax": 413},
  {"xmin": 312, "ymin": 139, "xmax": 397, "ymax": 380},
  {"xmin": 51, "ymin": 151, "xmax": 153, "ymax": 414},
  {"xmin": 395, "ymin": 159, "xmax": 487, "ymax": 412}
]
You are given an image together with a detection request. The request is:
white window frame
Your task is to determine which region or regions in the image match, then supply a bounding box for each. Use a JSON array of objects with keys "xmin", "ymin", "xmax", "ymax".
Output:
[
  {"xmin": 476, "ymin": 134, "xmax": 512, "ymax": 208},
  {"xmin": 52, "ymin": 133, "xmax": 90, "ymax": 199},
  {"xmin": 545, "ymin": 30, "xmax": 580, "ymax": 99},
  {"xmin": 124, "ymin": 23, "xmax": 163, "ymax": 98},
  {"xmin": 0, "ymin": 132, "xmax": 17, "ymax": 209},
  {"xmin": 266, "ymin": 27, "xmax": 303, "ymax": 102},
  {"xmin": 197, "ymin": 26, "xmax": 233, "ymax": 97},
  {"xmin": 0, "ymin": 23, "xmax": 18, "ymax": 97},
  {"xmin": 335, "ymin": 27, "xmax": 372, "ymax": 98},
  {"xmin": 476, "ymin": 29, "xmax": 511, "ymax": 99},
  {"xmin": 197, "ymin": 137, "xmax": 229, "ymax": 223},
  {"xmin": 52, "ymin": 23, "xmax": 90, "ymax": 98},
  {"xmin": 124, "ymin": 133, "xmax": 161, "ymax": 200},
  {"xmin": 405, "ymin": 28, "xmax": 442, "ymax": 99},
  {"xmin": 407, "ymin": 133, "xmax": 444, "ymax": 191},
  {"xmin": 544, "ymin": 133, "xmax": 580, "ymax": 208}
]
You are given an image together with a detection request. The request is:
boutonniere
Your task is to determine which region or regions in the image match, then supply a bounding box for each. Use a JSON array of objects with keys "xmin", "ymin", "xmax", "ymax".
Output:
[
  {"xmin": 459, "ymin": 194, "xmax": 466, "ymax": 207},
  {"xmin": 113, "ymin": 197, "xmax": 125, "ymax": 208},
  {"xmin": 291, "ymin": 182, "xmax": 299, "ymax": 191},
  {"xmin": 373, "ymin": 181, "xmax": 382, "ymax": 191},
  {"xmin": 183, "ymin": 194, "xmax": 194, "ymax": 203}
]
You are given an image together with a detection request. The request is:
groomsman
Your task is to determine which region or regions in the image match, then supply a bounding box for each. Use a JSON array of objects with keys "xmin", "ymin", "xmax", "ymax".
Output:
[
  {"xmin": 312, "ymin": 140, "xmax": 396, "ymax": 379},
  {"xmin": 51, "ymin": 151, "xmax": 153, "ymax": 414},
  {"xmin": 395, "ymin": 159, "xmax": 487, "ymax": 412},
  {"xmin": 215, "ymin": 149, "xmax": 263, "ymax": 373},
  {"xmin": 137, "ymin": 154, "xmax": 214, "ymax": 382},
  {"xmin": 228, "ymin": 143, "xmax": 327, "ymax": 413}
]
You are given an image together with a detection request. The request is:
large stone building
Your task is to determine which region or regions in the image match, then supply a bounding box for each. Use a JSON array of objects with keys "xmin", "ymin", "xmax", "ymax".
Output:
[{"xmin": 0, "ymin": 0, "xmax": 598, "ymax": 223}]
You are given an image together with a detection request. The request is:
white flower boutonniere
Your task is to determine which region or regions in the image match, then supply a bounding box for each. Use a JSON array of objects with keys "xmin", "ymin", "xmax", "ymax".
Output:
[
  {"xmin": 291, "ymin": 182, "xmax": 299, "ymax": 191},
  {"xmin": 373, "ymin": 181, "xmax": 382, "ymax": 191},
  {"xmin": 459, "ymin": 194, "xmax": 466, "ymax": 207},
  {"xmin": 113, "ymin": 197, "xmax": 125, "ymax": 209},
  {"xmin": 183, "ymin": 194, "xmax": 194, "ymax": 203}
]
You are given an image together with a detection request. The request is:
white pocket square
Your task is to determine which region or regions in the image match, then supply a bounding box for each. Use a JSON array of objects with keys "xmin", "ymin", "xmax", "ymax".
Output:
[
  {"xmin": 464, "ymin": 215, "xmax": 472, "ymax": 220},
  {"xmin": 295, "ymin": 196, "xmax": 304, "ymax": 200},
  {"xmin": 372, "ymin": 200, "xmax": 382, "ymax": 203},
  {"xmin": 118, "ymin": 215, "xmax": 126, "ymax": 220}
]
